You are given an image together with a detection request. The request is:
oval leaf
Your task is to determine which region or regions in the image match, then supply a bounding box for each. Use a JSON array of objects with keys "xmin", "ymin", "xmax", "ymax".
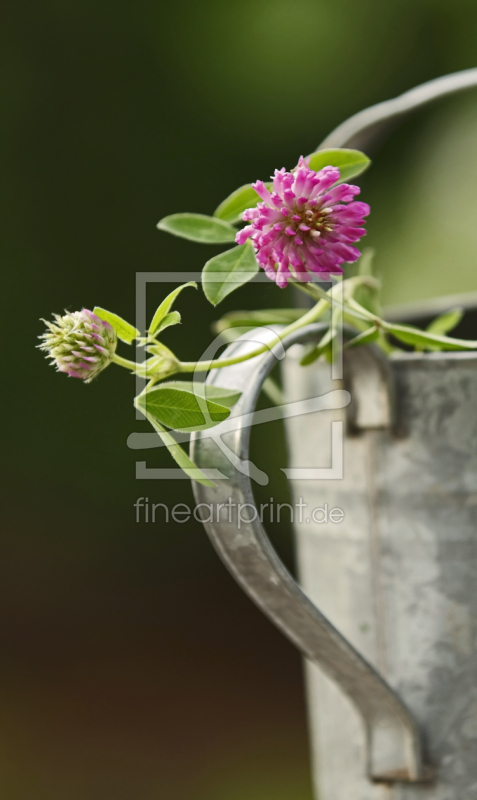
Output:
[
  {"xmin": 157, "ymin": 213, "xmax": 237, "ymax": 244},
  {"xmin": 149, "ymin": 281, "xmax": 196, "ymax": 334},
  {"xmin": 93, "ymin": 307, "xmax": 139, "ymax": 343},
  {"xmin": 307, "ymin": 148, "xmax": 371, "ymax": 184},
  {"xmin": 203, "ymin": 241, "xmax": 258, "ymax": 306},
  {"xmin": 153, "ymin": 311, "xmax": 181, "ymax": 335},
  {"xmin": 386, "ymin": 323, "xmax": 477, "ymax": 351},
  {"xmin": 136, "ymin": 386, "xmax": 230, "ymax": 432},
  {"xmin": 426, "ymin": 307, "xmax": 464, "ymax": 336},
  {"xmin": 300, "ymin": 327, "xmax": 337, "ymax": 366},
  {"xmin": 159, "ymin": 381, "xmax": 241, "ymax": 408},
  {"xmin": 357, "ymin": 248, "xmax": 375, "ymax": 277},
  {"xmin": 214, "ymin": 182, "xmax": 274, "ymax": 224}
]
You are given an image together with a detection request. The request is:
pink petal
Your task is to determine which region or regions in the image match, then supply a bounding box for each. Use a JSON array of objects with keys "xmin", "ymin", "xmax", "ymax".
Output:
[
  {"xmin": 235, "ymin": 226, "xmax": 255, "ymax": 245},
  {"xmin": 252, "ymin": 180, "xmax": 274, "ymax": 204}
]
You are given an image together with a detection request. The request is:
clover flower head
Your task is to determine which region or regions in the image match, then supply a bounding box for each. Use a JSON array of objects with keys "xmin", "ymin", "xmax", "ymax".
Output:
[
  {"xmin": 39, "ymin": 309, "xmax": 117, "ymax": 382},
  {"xmin": 236, "ymin": 157, "xmax": 370, "ymax": 288}
]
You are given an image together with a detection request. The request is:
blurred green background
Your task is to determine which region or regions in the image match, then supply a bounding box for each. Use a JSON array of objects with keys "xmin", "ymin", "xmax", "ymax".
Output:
[{"xmin": 2, "ymin": 1, "xmax": 477, "ymax": 798}]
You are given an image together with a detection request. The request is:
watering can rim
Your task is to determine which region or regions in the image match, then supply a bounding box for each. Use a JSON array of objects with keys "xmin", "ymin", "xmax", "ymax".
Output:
[{"xmin": 390, "ymin": 349, "xmax": 477, "ymax": 364}]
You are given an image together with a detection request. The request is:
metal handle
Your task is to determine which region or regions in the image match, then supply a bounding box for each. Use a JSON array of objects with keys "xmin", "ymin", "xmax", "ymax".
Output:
[
  {"xmin": 318, "ymin": 67, "xmax": 477, "ymax": 152},
  {"xmin": 190, "ymin": 325, "xmax": 429, "ymax": 783}
]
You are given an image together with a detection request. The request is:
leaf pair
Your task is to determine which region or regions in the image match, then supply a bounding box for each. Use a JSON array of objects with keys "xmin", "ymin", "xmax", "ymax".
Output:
[
  {"xmin": 158, "ymin": 215, "xmax": 259, "ymax": 307},
  {"xmin": 148, "ymin": 281, "xmax": 197, "ymax": 336},
  {"xmin": 158, "ymin": 215, "xmax": 259, "ymax": 306}
]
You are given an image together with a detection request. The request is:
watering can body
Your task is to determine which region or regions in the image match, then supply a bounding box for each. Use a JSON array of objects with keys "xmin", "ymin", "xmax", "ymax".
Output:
[{"xmin": 282, "ymin": 348, "xmax": 477, "ymax": 799}]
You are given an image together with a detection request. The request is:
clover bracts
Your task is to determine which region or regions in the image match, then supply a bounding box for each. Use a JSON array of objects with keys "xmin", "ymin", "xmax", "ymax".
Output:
[{"xmin": 39, "ymin": 309, "xmax": 117, "ymax": 382}]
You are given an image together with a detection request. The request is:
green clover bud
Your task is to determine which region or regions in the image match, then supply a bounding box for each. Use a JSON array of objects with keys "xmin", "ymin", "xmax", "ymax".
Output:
[{"xmin": 39, "ymin": 308, "xmax": 117, "ymax": 382}]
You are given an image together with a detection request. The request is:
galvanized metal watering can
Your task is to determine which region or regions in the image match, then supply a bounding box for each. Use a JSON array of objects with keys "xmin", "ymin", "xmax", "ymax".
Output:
[{"xmin": 190, "ymin": 70, "xmax": 477, "ymax": 798}]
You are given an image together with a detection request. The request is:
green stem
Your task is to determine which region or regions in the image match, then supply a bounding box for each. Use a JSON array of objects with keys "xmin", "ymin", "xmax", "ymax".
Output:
[
  {"xmin": 292, "ymin": 280, "xmax": 376, "ymax": 323},
  {"xmin": 111, "ymin": 276, "xmax": 383, "ymax": 381},
  {"xmin": 177, "ymin": 297, "xmax": 329, "ymax": 373},
  {"xmin": 112, "ymin": 354, "xmax": 140, "ymax": 371}
]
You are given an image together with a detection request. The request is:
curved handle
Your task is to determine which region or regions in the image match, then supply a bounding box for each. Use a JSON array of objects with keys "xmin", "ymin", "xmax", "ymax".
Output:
[
  {"xmin": 190, "ymin": 325, "xmax": 429, "ymax": 783},
  {"xmin": 318, "ymin": 67, "xmax": 477, "ymax": 152}
]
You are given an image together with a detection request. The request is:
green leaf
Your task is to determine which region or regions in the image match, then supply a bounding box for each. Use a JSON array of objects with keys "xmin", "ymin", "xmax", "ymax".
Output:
[
  {"xmin": 149, "ymin": 281, "xmax": 196, "ymax": 335},
  {"xmin": 307, "ymin": 148, "xmax": 371, "ymax": 184},
  {"xmin": 344, "ymin": 326, "xmax": 379, "ymax": 349},
  {"xmin": 136, "ymin": 386, "xmax": 231, "ymax": 432},
  {"xmin": 213, "ymin": 308, "xmax": 305, "ymax": 333},
  {"xmin": 214, "ymin": 182, "xmax": 274, "ymax": 224},
  {"xmin": 142, "ymin": 411, "xmax": 214, "ymax": 487},
  {"xmin": 426, "ymin": 307, "xmax": 464, "ymax": 336},
  {"xmin": 152, "ymin": 311, "xmax": 181, "ymax": 334},
  {"xmin": 93, "ymin": 307, "xmax": 139, "ymax": 343},
  {"xmin": 357, "ymin": 248, "xmax": 375, "ymax": 277},
  {"xmin": 202, "ymin": 241, "xmax": 258, "ymax": 306},
  {"xmin": 300, "ymin": 309, "xmax": 342, "ymax": 365},
  {"xmin": 352, "ymin": 282, "xmax": 381, "ymax": 318},
  {"xmin": 157, "ymin": 213, "xmax": 237, "ymax": 244},
  {"xmin": 159, "ymin": 381, "xmax": 241, "ymax": 409},
  {"xmin": 386, "ymin": 323, "xmax": 477, "ymax": 351},
  {"xmin": 300, "ymin": 327, "xmax": 337, "ymax": 366}
]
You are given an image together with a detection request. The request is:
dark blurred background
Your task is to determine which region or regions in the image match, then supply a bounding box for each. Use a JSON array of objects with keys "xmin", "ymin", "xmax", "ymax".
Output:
[{"xmin": 2, "ymin": 1, "xmax": 477, "ymax": 798}]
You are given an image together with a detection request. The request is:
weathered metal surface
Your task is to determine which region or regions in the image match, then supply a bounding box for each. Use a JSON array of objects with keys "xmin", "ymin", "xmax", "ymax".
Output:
[{"xmin": 190, "ymin": 325, "xmax": 427, "ymax": 784}]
